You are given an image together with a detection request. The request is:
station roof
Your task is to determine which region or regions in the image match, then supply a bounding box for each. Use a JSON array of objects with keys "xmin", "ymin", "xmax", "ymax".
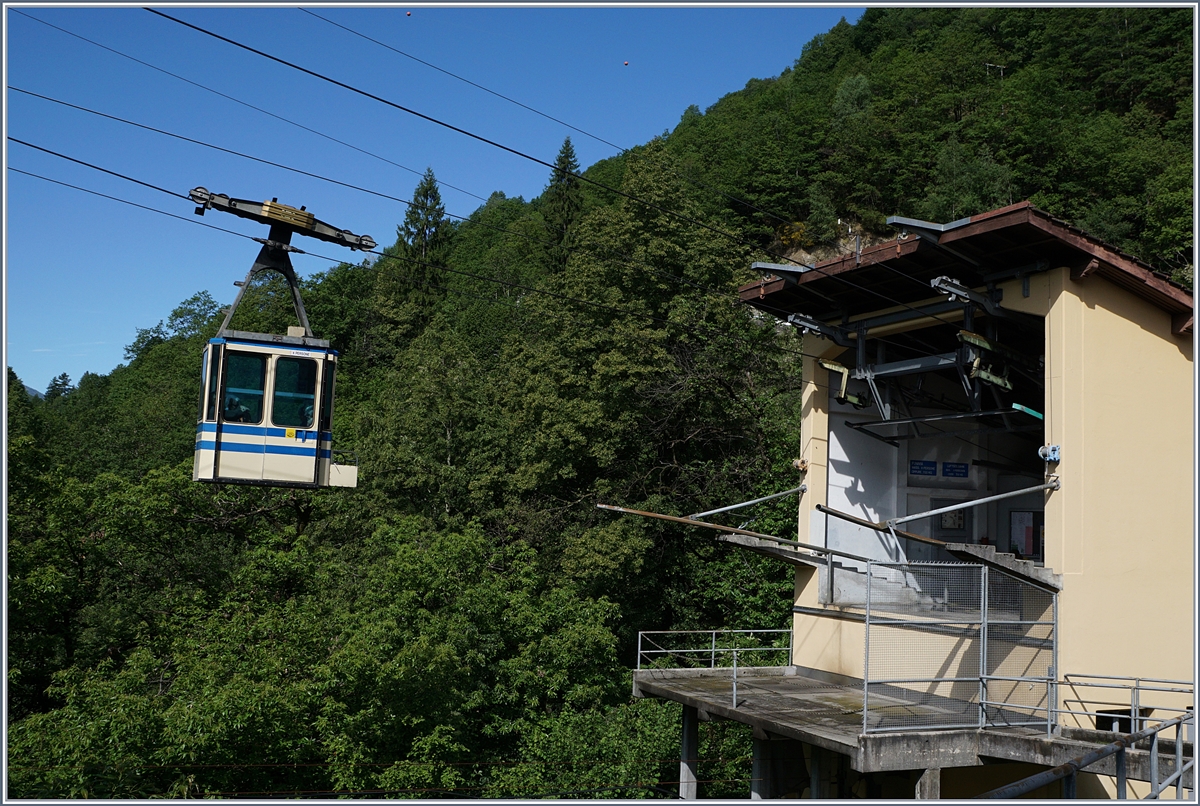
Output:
[{"xmin": 739, "ymin": 201, "xmax": 1193, "ymax": 335}]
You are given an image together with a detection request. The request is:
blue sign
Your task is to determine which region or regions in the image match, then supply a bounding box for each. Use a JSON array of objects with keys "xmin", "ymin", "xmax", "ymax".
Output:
[
  {"xmin": 909, "ymin": 460, "xmax": 937, "ymax": 476},
  {"xmin": 942, "ymin": 462, "xmax": 970, "ymax": 478}
]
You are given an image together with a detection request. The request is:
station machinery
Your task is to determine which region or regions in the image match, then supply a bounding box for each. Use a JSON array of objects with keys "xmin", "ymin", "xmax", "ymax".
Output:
[{"xmin": 189, "ymin": 187, "xmax": 375, "ymax": 488}]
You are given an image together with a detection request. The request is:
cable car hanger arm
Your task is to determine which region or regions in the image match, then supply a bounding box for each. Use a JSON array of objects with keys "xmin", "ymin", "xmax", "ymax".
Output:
[{"xmin": 189, "ymin": 186, "xmax": 377, "ymax": 251}]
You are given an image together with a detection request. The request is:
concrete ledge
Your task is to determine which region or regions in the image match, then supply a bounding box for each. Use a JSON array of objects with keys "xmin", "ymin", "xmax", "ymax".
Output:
[
  {"xmin": 858, "ymin": 729, "xmax": 982, "ymax": 773},
  {"xmin": 979, "ymin": 729, "xmax": 1194, "ymax": 786}
]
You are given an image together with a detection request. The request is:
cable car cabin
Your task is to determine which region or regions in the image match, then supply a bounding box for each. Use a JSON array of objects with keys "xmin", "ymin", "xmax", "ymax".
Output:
[
  {"xmin": 185, "ymin": 186, "xmax": 375, "ymax": 488},
  {"xmin": 193, "ymin": 328, "xmax": 357, "ymax": 488}
]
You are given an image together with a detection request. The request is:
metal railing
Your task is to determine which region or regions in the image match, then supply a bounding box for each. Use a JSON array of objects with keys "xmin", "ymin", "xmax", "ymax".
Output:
[
  {"xmin": 978, "ymin": 711, "xmax": 1194, "ymax": 799},
  {"xmin": 1057, "ymin": 674, "xmax": 1195, "ymax": 733},
  {"xmin": 861, "ymin": 560, "xmax": 1057, "ymax": 734},
  {"xmin": 635, "ymin": 629, "xmax": 793, "ymax": 709}
]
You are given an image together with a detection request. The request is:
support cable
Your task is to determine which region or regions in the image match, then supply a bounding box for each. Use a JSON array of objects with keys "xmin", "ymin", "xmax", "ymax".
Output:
[
  {"xmin": 10, "ymin": 165, "xmax": 840, "ymax": 373},
  {"xmin": 143, "ymin": 7, "xmax": 969, "ymax": 334},
  {"xmin": 8, "ymin": 8, "xmax": 490, "ymax": 206},
  {"xmin": 7, "ymin": 89, "xmax": 732, "ymax": 303},
  {"xmin": 300, "ymin": 7, "xmax": 798, "ymax": 232}
]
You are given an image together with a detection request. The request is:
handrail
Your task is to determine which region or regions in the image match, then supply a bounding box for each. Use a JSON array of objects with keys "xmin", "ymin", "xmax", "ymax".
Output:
[
  {"xmin": 977, "ymin": 713, "xmax": 1194, "ymax": 799},
  {"xmin": 635, "ymin": 629, "xmax": 791, "ymax": 672}
]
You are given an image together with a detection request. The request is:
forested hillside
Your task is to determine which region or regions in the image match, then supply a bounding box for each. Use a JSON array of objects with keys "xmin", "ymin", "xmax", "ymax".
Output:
[{"xmin": 7, "ymin": 8, "xmax": 1192, "ymax": 798}]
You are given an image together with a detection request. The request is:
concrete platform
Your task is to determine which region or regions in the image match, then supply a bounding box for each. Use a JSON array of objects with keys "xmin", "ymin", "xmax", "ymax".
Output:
[{"xmin": 633, "ymin": 666, "xmax": 1193, "ymax": 785}]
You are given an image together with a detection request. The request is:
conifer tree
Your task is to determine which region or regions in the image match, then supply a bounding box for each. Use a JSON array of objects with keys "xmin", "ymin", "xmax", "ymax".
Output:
[
  {"xmin": 541, "ymin": 137, "xmax": 582, "ymax": 271},
  {"xmin": 374, "ymin": 168, "xmax": 453, "ymax": 345},
  {"xmin": 401, "ymin": 167, "xmax": 451, "ymax": 269}
]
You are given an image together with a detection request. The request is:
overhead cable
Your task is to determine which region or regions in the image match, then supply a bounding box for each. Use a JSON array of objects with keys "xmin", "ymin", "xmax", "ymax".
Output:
[
  {"xmin": 300, "ymin": 8, "xmax": 624, "ymax": 154},
  {"xmin": 143, "ymin": 7, "xmax": 967, "ymax": 334},
  {"xmin": 9, "ymin": 8, "xmax": 489, "ymax": 206},
  {"xmin": 6, "ymin": 94, "xmax": 734, "ymax": 306},
  {"xmin": 300, "ymin": 8, "xmax": 801, "ymax": 230},
  {"xmin": 10, "ymin": 165, "xmax": 816, "ymax": 371}
]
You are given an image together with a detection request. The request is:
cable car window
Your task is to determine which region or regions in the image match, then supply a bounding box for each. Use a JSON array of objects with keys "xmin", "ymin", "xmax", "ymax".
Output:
[
  {"xmin": 272, "ymin": 357, "xmax": 317, "ymax": 428},
  {"xmin": 205, "ymin": 347, "xmax": 222, "ymax": 421},
  {"xmin": 223, "ymin": 352, "xmax": 266, "ymax": 424},
  {"xmin": 198, "ymin": 354, "xmax": 208, "ymax": 421},
  {"xmin": 318, "ymin": 360, "xmax": 335, "ymax": 433}
]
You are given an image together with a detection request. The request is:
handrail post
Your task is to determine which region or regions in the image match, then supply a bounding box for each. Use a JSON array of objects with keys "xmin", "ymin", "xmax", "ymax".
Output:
[
  {"xmin": 979, "ymin": 565, "xmax": 988, "ymax": 729},
  {"xmin": 636, "ymin": 632, "xmax": 642, "ymax": 671},
  {"xmin": 1176, "ymin": 717, "xmax": 1183, "ymax": 799},
  {"xmin": 1115, "ymin": 745, "xmax": 1127, "ymax": 799},
  {"xmin": 732, "ymin": 649, "xmax": 739, "ymax": 709},
  {"xmin": 1133, "ymin": 679, "xmax": 1141, "ymax": 733},
  {"xmin": 1149, "ymin": 731, "xmax": 1159, "ymax": 798},
  {"xmin": 711, "ymin": 631, "xmax": 716, "ymax": 669},
  {"xmin": 1052, "ymin": 593, "xmax": 1059, "ymax": 734},
  {"xmin": 1062, "ymin": 770, "xmax": 1076, "ymax": 798},
  {"xmin": 863, "ymin": 560, "xmax": 872, "ymax": 735}
]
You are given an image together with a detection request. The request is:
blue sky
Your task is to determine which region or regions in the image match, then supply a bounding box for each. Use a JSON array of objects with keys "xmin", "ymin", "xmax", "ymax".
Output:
[{"xmin": 5, "ymin": 4, "xmax": 863, "ymax": 394}]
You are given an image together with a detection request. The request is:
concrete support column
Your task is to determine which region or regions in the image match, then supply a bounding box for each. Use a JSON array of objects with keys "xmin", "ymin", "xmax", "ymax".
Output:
[
  {"xmin": 808, "ymin": 744, "xmax": 824, "ymax": 799},
  {"xmin": 680, "ymin": 705, "xmax": 698, "ymax": 800},
  {"xmin": 915, "ymin": 767, "xmax": 941, "ymax": 799},
  {"xmin": 750, "ymin": 737, "xmax": 770, "ymax": 799}
]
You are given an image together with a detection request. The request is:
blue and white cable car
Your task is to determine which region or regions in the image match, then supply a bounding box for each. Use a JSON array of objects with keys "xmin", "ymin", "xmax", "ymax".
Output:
[{"xmin": 189, "ymin": 188, "xmax": 375, "ymax": 488}]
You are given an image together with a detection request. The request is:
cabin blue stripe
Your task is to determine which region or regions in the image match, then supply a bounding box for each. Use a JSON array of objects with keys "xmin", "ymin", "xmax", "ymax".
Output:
[
  {"xmin": 195, "ymin": 440, "xmax": 330, "ymax": 458},
  {"xmin": 196, "ymin": 422, "xmax": 331, "ymax": 441}
]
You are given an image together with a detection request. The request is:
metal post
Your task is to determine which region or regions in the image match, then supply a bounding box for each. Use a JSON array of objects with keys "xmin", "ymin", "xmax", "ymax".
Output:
[
  {"xmin": 1062, "ymin": 770, "xmax": 1076, "ymax": 798},
  {"xmin": 1133, "ymin": 679, "xmax": 1141, "ymax": 733},
  {"xmin": 1149, "ymin": 731, "xmax": 1159, "ymax": 798},
  {"xmin": 1187, "ymin": 712, "xmax": 1194, "ymax": 800},
  {"xmin": 732, "ymin": 649, "xmax": 739, "ymax": 709},
  {"xmin": 1046, "ymin": 678, "xmax": 1054, "ymax": 737},
  {"xmin": 1052, "ymin": 593, "xmax": 1060, "ymax": 734},
  {"xmin": 863, "ymin": 561, "xmax": 872, "ymax": 735},
  {"xmin": 827, "ymin": 551, "xmax": 834, "ymax": 604},
  {"xmin": 979, "ymin": 565, "xmax": 989, "ymax": 729},
  {"xmin": 1176, "ymin": 720, "xmax": 1183, "ymax": 799},
  {"xmin": 636, "ymin": 632, "xmax": 642, "ymax": 671},
  {"xmin": 710, "ymin": 632, "xmax": 717, "ymax": 669},
  {"xmin": 1115, "ymin": 746, "xmax": 1127, "ymax": 799}
]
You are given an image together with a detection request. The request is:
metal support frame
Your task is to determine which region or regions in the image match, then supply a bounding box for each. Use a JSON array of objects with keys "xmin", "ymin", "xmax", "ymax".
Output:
[
  {"xmin": 218, "ymin": 226, "xmax": 314, "ymax": 337},
  {"xmin": 688, "ymin": 484, "xmax": 807, "ymax": 520},
  {"xmin": 846, "ymin": 404, "xmax": 1044, "ymax": 446},
  {"xmin": 886, "ymin": 480, "xmax": 1060, "ymax": 529}
]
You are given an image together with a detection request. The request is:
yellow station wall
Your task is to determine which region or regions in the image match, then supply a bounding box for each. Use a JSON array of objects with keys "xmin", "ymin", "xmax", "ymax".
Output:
[{"xmin": 792, "ymin": 266, "xmax": 1195, "ymax": 696}]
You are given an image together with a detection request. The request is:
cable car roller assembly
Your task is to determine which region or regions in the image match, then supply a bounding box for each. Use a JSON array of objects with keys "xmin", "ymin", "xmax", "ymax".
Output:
[{"xmin": 190, "ymin": 187, "xmax": 375, "ymax": 489}]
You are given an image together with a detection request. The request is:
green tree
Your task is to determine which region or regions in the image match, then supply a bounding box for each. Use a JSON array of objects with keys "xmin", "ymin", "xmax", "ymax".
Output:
[{"xmin": 541, "ymin": 137, "xmax": 583, "ymax": 271}]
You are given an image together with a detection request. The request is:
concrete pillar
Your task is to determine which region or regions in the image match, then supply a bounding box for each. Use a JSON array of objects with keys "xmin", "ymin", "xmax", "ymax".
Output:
[
  {"xmin": 808, "ymin": 744, "xmax": 824, "ymax": 799},
  {"xmin": 915, "ymin": 767, "xmax": 941, "ymax": 799},
  {"xmin": 680, "ymin": 705, "xmax": 698, "ymax": 800},
  {"xmin": 751, "ymin": 737, "xmax": 770, "ymax": 799}
]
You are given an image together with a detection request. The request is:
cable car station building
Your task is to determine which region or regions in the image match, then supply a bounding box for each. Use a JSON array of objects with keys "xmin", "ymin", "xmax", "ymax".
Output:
[{"xmin": 630, "ymin": 202, "xmax": 1194, "ymax": 799}]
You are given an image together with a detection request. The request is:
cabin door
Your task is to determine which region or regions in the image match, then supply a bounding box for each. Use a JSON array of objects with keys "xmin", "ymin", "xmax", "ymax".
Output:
[
  {"xmin": 261, "ymin": 354, "xmax": 321, "ymax": 484},
  {"xmin": 216, "ymin": 350, "xmax": 268, "ymax": 480}
]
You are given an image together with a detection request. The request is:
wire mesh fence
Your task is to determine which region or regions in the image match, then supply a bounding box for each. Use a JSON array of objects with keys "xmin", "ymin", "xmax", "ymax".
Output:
[{"xmin": 863, "ymin": 562, "xmax": 1057, "ymax": 734}]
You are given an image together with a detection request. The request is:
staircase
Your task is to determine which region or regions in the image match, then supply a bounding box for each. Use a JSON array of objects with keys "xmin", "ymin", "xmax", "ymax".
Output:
[{"xmin": 946, "ymin": 542, "xmax": 1061, "ymax": 591}]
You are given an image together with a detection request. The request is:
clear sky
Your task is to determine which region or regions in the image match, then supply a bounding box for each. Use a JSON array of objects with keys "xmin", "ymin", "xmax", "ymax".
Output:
[{"xmin": 4, "ymin": 4, "xmax": 863, "ymax": 394}]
